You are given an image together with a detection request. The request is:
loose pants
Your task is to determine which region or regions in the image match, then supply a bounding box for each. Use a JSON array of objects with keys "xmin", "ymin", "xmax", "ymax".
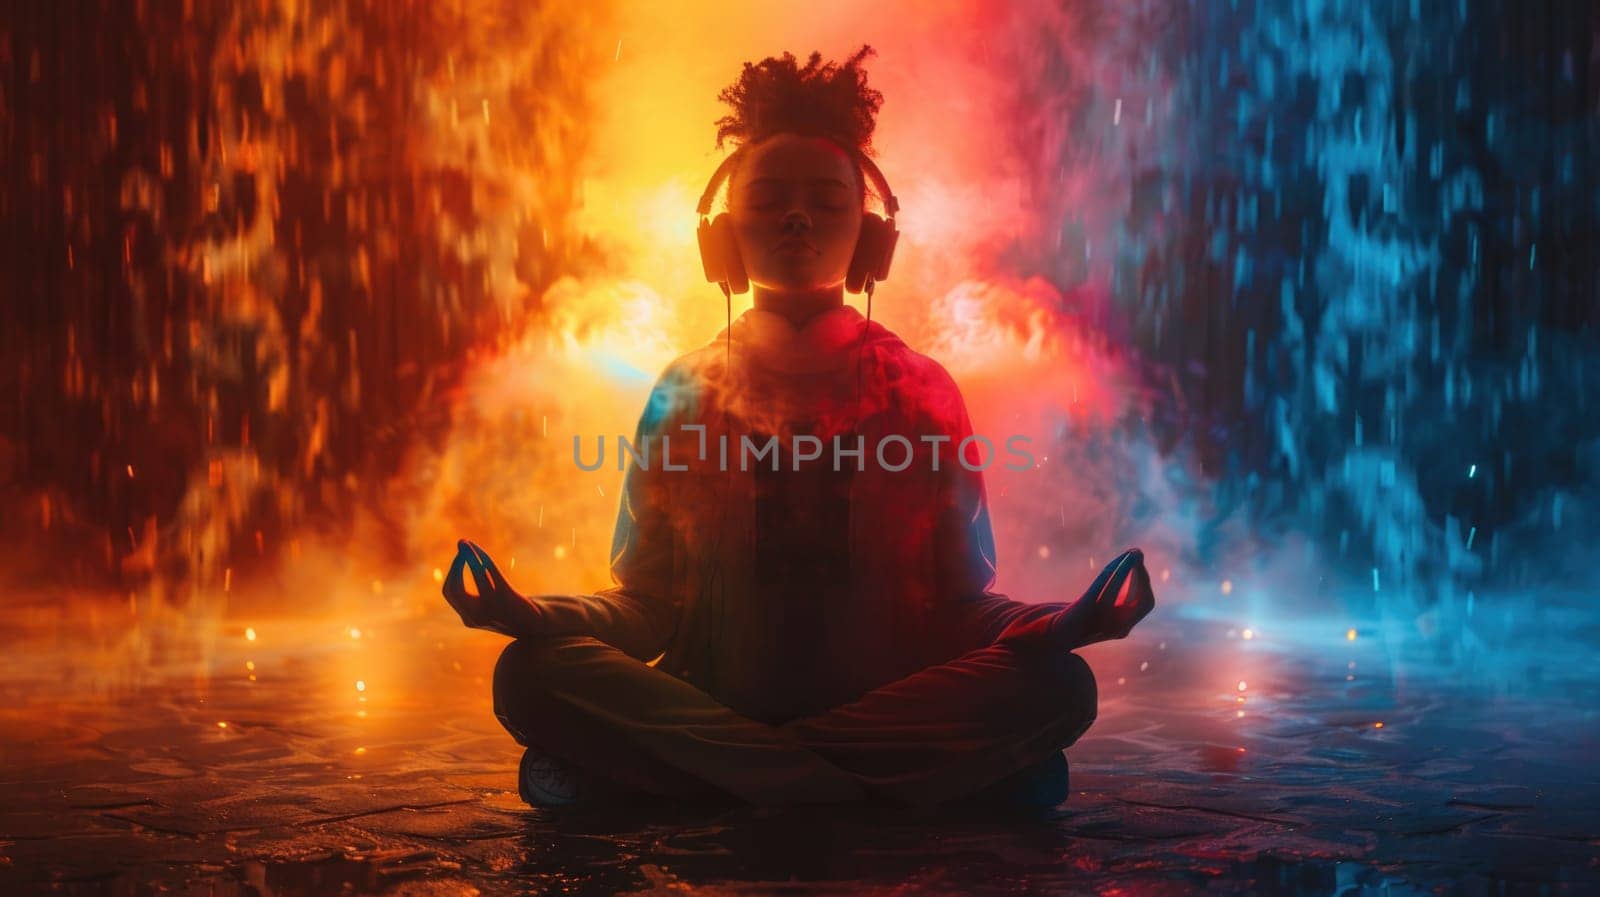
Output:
[{"xmin": 492, "ymin": 635, "xmax": 1098, "ymax": 808}]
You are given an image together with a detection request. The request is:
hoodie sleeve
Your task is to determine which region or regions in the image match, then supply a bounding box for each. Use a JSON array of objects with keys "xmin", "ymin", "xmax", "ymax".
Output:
[
  {"xmin": 931, "ymin": 372, "xmax": 1066, "ymax": 657},
  {"xmin": 525, "ymin": 365, "xmax": 690, "ymax": 661}
]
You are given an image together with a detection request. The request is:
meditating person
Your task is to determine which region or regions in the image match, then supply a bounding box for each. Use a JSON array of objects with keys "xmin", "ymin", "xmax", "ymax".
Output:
[{"xmin": 442, "ymin": 46, "xmax": 1155, "ymax": 811}]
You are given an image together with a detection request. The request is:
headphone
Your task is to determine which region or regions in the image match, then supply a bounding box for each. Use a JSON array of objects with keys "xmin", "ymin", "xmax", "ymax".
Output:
[{"xmin": 695, "ymin": 142, "xmax": 900, "ymax": 299}]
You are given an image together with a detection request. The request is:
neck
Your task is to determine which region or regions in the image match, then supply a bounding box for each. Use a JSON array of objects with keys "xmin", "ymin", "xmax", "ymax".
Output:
[{"xmin": 752, "ymin": 284, "xmax": 845, "ymax": 329}]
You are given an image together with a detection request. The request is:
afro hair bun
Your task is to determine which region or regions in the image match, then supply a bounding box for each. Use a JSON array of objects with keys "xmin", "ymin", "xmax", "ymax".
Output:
[{"xmin": 713, "ymin": 44, "xmax": 884, "ymax": 157}]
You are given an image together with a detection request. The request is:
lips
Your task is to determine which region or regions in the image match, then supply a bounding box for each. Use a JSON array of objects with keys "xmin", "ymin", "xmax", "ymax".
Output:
[{"xmin": 775, "ymin": 239, "xmax": 818, "ymax": 254}]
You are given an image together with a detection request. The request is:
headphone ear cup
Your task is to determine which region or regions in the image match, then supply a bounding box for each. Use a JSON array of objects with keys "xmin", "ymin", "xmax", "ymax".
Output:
[
  {"xmin": 697, "ymin": 214, "xmax": 749, "ymax": 295},
  {"xmin": 696, "ymin": 216, "xmax": 725, "ymax": 285},
  {"xmin": 847, "ymin": 214, "xmax": 896, "ymax": 294},
  {"xmin": 873, "ymin": 219, "xmax": 899, "ymax": 282},
  {"xmin": 721, "ymin": 217, "xmax": 749, "ymax": 295}
]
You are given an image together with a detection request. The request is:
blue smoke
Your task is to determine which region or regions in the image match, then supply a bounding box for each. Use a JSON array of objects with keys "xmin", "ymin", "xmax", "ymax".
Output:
[{"xmin": 1021, "ymin": 0, "xmax": 1600, "ymax": 659}]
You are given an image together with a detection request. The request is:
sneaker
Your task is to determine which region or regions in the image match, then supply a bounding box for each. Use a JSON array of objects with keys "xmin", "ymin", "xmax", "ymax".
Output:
[
  {"xmin": 517, "ymin": 747, "xmax": 587, "ymax": 807},
  {"xmin": 965, "ymin": 751, "xmax": 1071, "ymax": 813}
]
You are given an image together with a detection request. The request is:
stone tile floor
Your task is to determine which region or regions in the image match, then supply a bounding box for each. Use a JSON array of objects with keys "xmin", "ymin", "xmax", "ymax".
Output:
[{"xmin": 1, "ymin": 596, "xmax": 1595, "ymax": 896}]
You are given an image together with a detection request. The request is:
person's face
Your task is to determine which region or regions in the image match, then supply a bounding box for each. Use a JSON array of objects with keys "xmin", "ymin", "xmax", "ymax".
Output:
[{"xmin": 727, "ymin": 134, "xmax": 864, "ymax": 293}]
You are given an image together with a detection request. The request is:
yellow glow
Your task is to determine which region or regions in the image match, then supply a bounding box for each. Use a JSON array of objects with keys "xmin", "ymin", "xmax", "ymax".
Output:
[
  {"xmin": 244, "ymin": 627, "xmax": 256, "ymax": 641},
  {"xmin": 1237, "ymin": 680, "xmax": 1247, "ymax": 691},
  {"xmin": 1221, "ymin": 580, "xmax": 1233, "ymax": 595},
  {"xmin": 355, "ymin": 680, "xmax": 366, "ymax": 692},
  {"xmin": 1346, "ymin": 628, "xmax": 1358, "ymax": 641}
]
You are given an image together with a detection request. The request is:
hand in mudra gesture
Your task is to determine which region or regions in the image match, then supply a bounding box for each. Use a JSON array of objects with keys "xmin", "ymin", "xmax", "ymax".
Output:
[
  {"xmin": 1077, "ymin": 547, "xmax": 1156, "ymax": 643},
  {"xmin": 999, "ymin": 547, "xmax": 1157, "ymax": 651},
  {"xmin": 441, "ymin": 539, "xmax": 543, "ymax": 638}
]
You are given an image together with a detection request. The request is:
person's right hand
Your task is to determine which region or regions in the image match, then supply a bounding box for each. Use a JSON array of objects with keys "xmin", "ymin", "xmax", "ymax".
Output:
[{"xmin": 441, "ymin": 539, "xmax": 544, "ymax": 638}]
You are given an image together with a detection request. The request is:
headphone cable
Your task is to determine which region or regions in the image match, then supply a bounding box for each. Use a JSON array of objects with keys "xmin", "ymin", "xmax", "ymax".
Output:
[{"xmin": 853, "ymin": 278, "xmax": 874, "ymax": 430}]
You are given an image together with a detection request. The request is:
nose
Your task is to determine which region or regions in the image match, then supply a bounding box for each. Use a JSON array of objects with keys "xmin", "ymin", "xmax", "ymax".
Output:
[{"xmin": 781, "ymin": 210, "xmax": 811, "ymax": 234}]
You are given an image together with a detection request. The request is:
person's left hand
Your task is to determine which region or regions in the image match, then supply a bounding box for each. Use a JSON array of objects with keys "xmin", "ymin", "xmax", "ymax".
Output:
[
  {"xmin": 441, "ymin": 539, "xmax": 543, "ymax": 638},
  {"xmin": 1083, "ymin": 548, "xmax": 1156, "ymax": 643},
  {"xmin": 997, "ymin": 548, "xmax": 1157, "ymax": 651}
]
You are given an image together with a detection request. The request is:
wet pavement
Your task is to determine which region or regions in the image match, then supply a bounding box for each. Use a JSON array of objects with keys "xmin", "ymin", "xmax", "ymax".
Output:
[{"xmin": 1, "ymin": 591, "xmax": 1596, "ymax": 896}]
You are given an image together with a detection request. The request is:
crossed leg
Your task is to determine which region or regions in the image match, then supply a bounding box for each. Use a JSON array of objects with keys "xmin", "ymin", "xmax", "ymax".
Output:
[
  {"xmin": 780, "ymin": 642, "xmax": 1097, "ymax": 807},
  {"xmin": 492, "ymin": 635, "xmax": 1096, "ymax": 807}
]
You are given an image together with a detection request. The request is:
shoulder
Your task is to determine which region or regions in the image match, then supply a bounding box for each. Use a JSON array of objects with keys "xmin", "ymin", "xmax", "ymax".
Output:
[
  {"xmin": 635, "ymin": 344, "xmax": 728, "ymax": 435},
  {"xmin": 867, "ymin": 324, "xmax": 970, "ymax": 432}
]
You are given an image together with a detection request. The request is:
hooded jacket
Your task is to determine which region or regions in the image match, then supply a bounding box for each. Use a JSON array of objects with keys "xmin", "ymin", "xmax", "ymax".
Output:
[{"xmin": 529, "ymin": 304, "xmax": 1062, "ymax": 724}]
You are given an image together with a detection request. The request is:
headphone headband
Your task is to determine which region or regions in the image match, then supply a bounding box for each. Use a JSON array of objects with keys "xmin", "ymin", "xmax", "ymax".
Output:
[{"xmin": 695, "ymin": 142, "xmax": 899, "ymax": 219}]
